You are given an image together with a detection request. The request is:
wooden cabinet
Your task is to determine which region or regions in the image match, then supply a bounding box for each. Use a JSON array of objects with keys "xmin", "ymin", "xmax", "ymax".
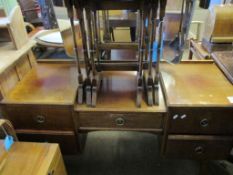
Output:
[
  {"xmin": 0, "ymin": 142, "xmax": 67, "ymax": 175},
  {"xmin": 161, "ymin": 62, "xmax": 233, "ymax": 159},
  {"xmin": 0, "ymin": 63, "xmax": 79, "ymax": 154}
]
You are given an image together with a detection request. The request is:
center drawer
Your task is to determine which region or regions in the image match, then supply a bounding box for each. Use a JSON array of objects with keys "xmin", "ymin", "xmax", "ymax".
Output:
[
  {"xmin": 77, "ymin": 112, "xmax": 164, "ymax": 132},
  {"xmin": 2, "ymin": 104, "xmax": 74, "ymax": 131},
  {"xmin": 168, "ymin": 107, "xmax": 233, "ymax": 135}
]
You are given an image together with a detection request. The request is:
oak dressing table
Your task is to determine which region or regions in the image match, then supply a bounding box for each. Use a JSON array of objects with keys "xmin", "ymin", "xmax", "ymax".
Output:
[{"xmin": 1, "ymin": 60, "xmax": 233, "ymax": 162}]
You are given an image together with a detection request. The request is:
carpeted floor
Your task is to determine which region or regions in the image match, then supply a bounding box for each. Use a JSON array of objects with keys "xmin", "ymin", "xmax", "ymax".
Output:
[{"xmin": 64, "ymin": 131, "xmax": 233, "ymax": 175}]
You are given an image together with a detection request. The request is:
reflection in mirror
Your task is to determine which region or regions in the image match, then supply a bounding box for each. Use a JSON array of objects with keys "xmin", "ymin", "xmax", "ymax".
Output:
[
  {"xmin": 51, "ymin": 0, "xmax": 188, "ymax": 62},
  {"xmin": 52, "ymin": 0, "xmax": 81, "ymax": 59}
]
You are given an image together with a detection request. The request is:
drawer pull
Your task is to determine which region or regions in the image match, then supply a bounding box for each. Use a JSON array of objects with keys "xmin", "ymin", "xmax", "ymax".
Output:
[
  {"xmin": 195, "ymin": 146, "xmax": 204, "ymax": 155},
  {"xmin": 200, "ymin": 118, "xmax": 209, "ymax": 127},
  {"xmin": 173, "ymin": 114, "xmax": 179, "ymax": 120},
  {"xmin": 180, "ymin": 114, "xmax": 187, "ymax": 119},
  {"xmin": 115, "ymin": 117, "xmax": 125, "ymax": 126},
  {"xmin": 35, "ymin": 115, "xmax": 45, "ymax": 124}
]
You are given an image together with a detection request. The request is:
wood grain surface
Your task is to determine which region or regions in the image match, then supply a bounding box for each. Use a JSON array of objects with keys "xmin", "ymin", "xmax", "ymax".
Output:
[
  {"xmin": 1, "ymin": 63, "xmax": 78, "ymax": 105},
  {"xmin": 75, "ymin": 71, "xmax": 166, "ymax": 112},
  {"xmin": 160, "ymin": 62, "xmax": 233, "ymax": 107},
  {"xmin": 0, "ymin": 142, "xmax": 67, "ymax": 175}
]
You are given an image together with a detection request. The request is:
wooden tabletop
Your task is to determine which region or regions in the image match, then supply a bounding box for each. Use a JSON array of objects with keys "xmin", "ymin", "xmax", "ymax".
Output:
[
  {"xmin": 160, "ymin": 61, "xmax": 233, "ymax": 107},
  {"xmin": 0, "ymin": 141, "xmax": 58, "ymax": 175},
  {"xmin": 1, "ymin": 63, "xmax": 78, "ymax": 105},
  {"xmin": 5, "ymin": 60, "xmax": 232, "ymax": 109},
  {"xmin": 75, "ymin": 71, "xmax": 166, "ymax": 113}
]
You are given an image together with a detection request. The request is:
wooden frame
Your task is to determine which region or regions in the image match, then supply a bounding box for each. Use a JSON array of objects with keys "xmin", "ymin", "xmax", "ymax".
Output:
[
  {"xmin": 0, "ymin": 6, "xmax": 28, "ymax": 49},
  {"xmin": 0, "ymin": 51, "xmax": 36, "ymax": 98}
]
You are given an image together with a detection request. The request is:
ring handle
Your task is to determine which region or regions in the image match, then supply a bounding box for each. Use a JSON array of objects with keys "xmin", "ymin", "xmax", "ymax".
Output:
[
  {"xmin": 200, "ymin": 118, "xmax": 209, "ymax": 127},
  {"xmin": 115, "ymin": 117, "xmax": 125, "ymax": 126},
  {"xmin": 35, "ymin": 115, "xmax": 45, "ymax": 124},
  {"xmin": 195, "ymin": 146, "xmax": 204, "ymax": 155}
]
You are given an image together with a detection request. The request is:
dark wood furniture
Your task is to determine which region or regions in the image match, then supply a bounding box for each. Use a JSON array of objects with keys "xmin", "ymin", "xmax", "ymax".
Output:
[
  {"xmin": 160, "ymin": 61, "xmax": 233, "ymax": 159},
  {"xmin": 0, "ymin": 62, "xmax": 79, "ymax": 154},
  {"xmin": 0, "ymin": 59, "xmax": 233, "ymax": 171},
  {"xmin": 74, "ymin": 71, "xmax": 166, "ymax": 132}
]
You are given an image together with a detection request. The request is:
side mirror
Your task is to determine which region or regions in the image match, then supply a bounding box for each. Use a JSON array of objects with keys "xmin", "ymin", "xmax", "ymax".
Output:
[{"xmin": 199, "ymin": 0, "xmax": 210, "ymax": 9}]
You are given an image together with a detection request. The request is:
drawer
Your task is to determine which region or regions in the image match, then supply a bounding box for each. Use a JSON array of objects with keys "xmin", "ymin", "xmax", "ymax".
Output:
[
  {"xmin": 164, "ymin": 135, "xmax": 233, "ymax": 159},
  {"xmin": 2, "ymin": 104, "xmax": 74, "ymax": 131},
  {"xmin": 17, "ymin": 130, "xmax": 78, "ymax": 154},
  {"xmin": 169, "ymin": 107, "xmax": 233, "ymax": 135},
  {"xmin": 77, "ymin": 112, "xmax": 164, "ymax": 132}
]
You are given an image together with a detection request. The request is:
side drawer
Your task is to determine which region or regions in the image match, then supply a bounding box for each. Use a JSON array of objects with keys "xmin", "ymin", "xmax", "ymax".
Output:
[
  {"xmin": 2, "ymin": 104, "xmax": 74, "ymax": 131},
  {"xmin": 169, "ymin": 107, "xmax": 233, "ymax": 135},
  {"xmin": 77, "ymin": 112, "xmax": 164, "ymax": 132},
  {"xmin": 16, "ymin": 130, "xmax": 78, "ymax": 154},
  {"xmin": 164, "ymin": 135, "xmax": 233, "ymax": 159}
]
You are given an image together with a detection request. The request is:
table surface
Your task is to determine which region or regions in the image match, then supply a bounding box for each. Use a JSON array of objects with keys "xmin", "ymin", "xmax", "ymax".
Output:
[
  {"xmin": 160, "ymin": 62, "xmax": 233, "ymax": 107},
  {"xmin": 1, "ymin": 61, "xmax": 166, "ymax": 111},
  {"xmin": 3, "ymin": 61, "xmax": 232, "ymax": 109},
  {"xmin": 75, "ymin": 71, "xmax": 166, "ymax": 112},
  {"xmin": 1, "ymin": 63, "xmax": 78, "ymax": 105},
  {"xmin": 0, "ymin": 141, "xmax": 58, "ymax": 175}
]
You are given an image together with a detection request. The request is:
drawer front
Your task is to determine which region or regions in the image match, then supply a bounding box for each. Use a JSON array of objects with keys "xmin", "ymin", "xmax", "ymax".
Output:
[
  {"xmin": 78, "ymin": 112, "xmax": 164, "ymax": 131},
  {"xmin": 17, "ymin": 130, "xmax": 78, "ymax": 154},
  {"xmin": 169, "ymin": 107, "xmax": 233, "ymax": 134},
  {"xmin": 3, "ymin": 105, "xmax": 74, "ymax": 131},
  {"xmin": 164, "ymin": 135, "xmax": 233, "ymax": 159}
]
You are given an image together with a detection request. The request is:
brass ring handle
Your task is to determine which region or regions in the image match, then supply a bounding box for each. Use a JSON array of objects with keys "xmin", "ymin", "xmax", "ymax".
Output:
[
  {"xmin": 35, "ymin": 115, "xmax": 45, "ymax": 124},
  {"xmin": 195, "ymin": 146, "xmax": 204, "ymax": 154},
  {"xmin": 115, "ymin": 117, "xmax": 125, "ymax": 126},
  {"xmin": 200, "ymin": 118, "xmax": 209, "ymax": 127}
]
